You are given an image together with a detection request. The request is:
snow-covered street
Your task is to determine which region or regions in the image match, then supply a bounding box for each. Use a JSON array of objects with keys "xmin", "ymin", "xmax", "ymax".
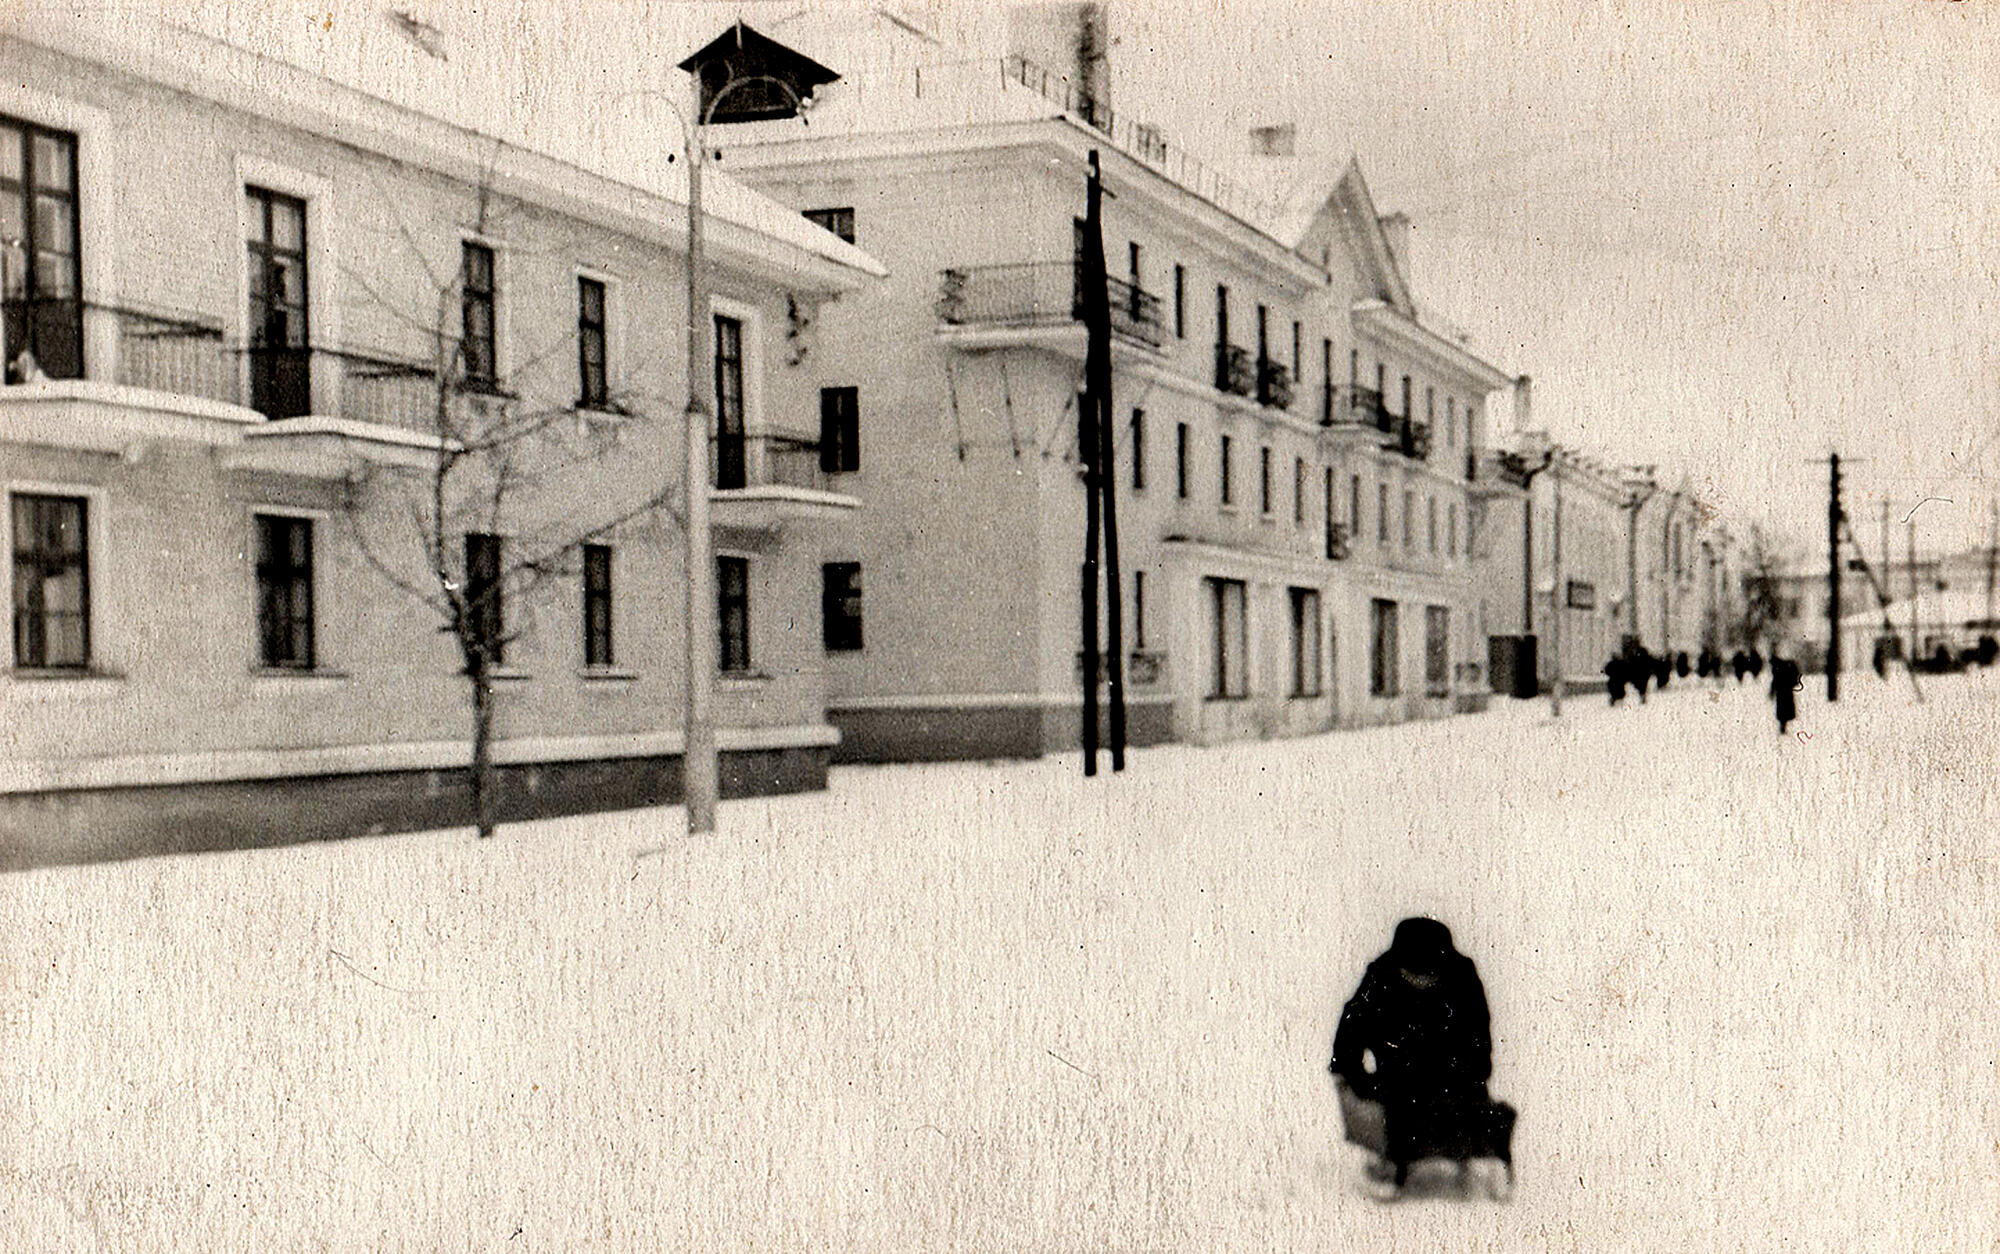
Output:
[{"xmin": 4, "ymin": 672, "xmax": 1997, "ymax": 1250}]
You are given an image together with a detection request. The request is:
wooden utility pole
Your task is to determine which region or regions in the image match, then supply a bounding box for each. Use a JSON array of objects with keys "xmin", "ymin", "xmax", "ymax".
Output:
[
  {"xmin": 1548, "ymin": 463, "xmax": 1564, "ymax": 717},
  {"xmin": 681, "ymin": 103, "xmax": 718, "ymax": 835},
  {"xmin": 1077, "ymin": 151, "xmax": 1111, "ymax": 775},
  {"xmin": 1826, "ymin": 453, "xmax": 1841, "ymax": 702},
  {"xmin": 1086, "ymin": 152, "xmax": 1126, "ymax": 770},
  {"xmin": 1907, "ymin": 515, "xmax": 1920, "ymax": 664}
]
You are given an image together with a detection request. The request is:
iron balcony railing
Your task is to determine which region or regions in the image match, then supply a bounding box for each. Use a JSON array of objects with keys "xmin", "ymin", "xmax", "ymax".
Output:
[
  {"xmin": 1257, "ymin": 358, "xmax": 1293, "ymax": 409},
  {"xmin": 711, "ymin": 432, "xmax": 839, "ymax": 494},
  {"xmin": 1397, "ymin": 418, "xmax": 1433, "ymax": 461},
  {"xmin": 1215, "ymin": 343, "xmax": 1254, "ymax": 396},
  {"xmin": 936, "ymin": 263, "xmax": 1163, "ymax": 348},
  {"xmin": 1348, "ymin": 385, "xmax": 1393, "ymax": 433}
]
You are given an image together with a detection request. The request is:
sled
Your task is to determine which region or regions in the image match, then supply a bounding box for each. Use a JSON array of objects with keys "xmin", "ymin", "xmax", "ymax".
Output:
[{"xmin": 1336, "ymin": 1078, "xmax": 1516, "ymax": 1199}]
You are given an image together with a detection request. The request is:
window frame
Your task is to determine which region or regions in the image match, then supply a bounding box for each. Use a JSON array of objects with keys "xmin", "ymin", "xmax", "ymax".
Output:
[
  {"xmin": 9, "ymin": 490, "xmax": 91, "ymax": 670},
  {"xmin": 1219, "ymin": 434, "xmax": 1234, "ymax": 507},
  {"xmin": 582, "ymin": 542, "xmax": 614, "ymax": 668},
  {"xmin": 576, "ymin": 274, "xmax": 610, "ymax": 409},
  {"xmin": 1289, "ymin": 586, "xmax": 1323, "ymax": 697},
  {"xmin": 1172, "ymin": 264, "xmax": 1185, "ymax": 338},
  {"xmin": 822, "ymin": 560, "xmax": 863, "ymax": 652},
  {"xmin": 1205, "ymin": 575, "xmax": 1248, "ymax": 700},
  {"xmin": 254, "ymin": 512, "xmax": 316, "ymax": 671},
  {"xmin": 1129, "ymin": 408, "xmax": 1145, "ymax": 492},
  {"xmin": 244, "ymin": 184, "xmax": 312, "ymax": 419},
  {"xmin": 802, "ymin": 207, "xmax": 855, "ymax": 243},
  {"xmin": 713, "ymin": 312, "xmax": 747, "ymax": 488},
  {"xmin": 0, "ymin": 113, "xmax": 85, "ymax": 382},
  {"xmin": 1259, "ymin": 445, "xmax": 1272, "ymax": 516},
  {"xmin": 819, "ymin": 385, "xmax": 859, "ymax": 474},
  {"xmin": 1175, "ymin": 422, "xmax": 1190, "ymax": 499},
  {"xmin": 463, "ymin": 531, "xmax": 505, "ymax": 667},
  {"xmin": 717, "ymin": 553, "xmax": 752, "ymax": 673},
  {"xmin": 460, "ymin": 239, "xmax": 499, "ymax": 390},
  {"xmin": 1370, "ymin": 597, "xmax": 1400, "ymax": 697}
]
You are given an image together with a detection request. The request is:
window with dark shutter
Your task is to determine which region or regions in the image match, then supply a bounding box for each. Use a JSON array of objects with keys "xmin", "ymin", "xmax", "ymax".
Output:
[
  {"xmin": 819, "ymin": 386, "xmax": 859, "ymax": 473},
  {"xmin": 583, "ymin": 543, "xmax": 614, "ymax": 667},
  {"xmin": 10, "ymin": 493, "xmax": 88, "ymax": 668},
  {"xmin": 255, "ymin": 515, "xmax": 314, "ymax": 669},
  {"xmin": 1, "ymin": 117, "xmax": 83, "ymax": 382},
  {"xmin": 822, "ymin": 562, "xmax": 862, "ymax": 652}
]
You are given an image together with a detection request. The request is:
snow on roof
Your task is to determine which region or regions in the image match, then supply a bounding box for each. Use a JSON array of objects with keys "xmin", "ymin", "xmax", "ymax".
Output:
[{"xmin": 31, "ymin": 2, "xmax": 884, "ymax": 281}]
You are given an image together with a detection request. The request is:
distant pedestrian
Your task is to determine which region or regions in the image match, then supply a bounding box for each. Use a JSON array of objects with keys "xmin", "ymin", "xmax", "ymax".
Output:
[
  {"xmin": 1653, "ymin": 652, "xmax": 1672, "ymax": 691},
  {"xmin": 1604, "ymin": 656, "xmax": 1627, "ymax": 705},
  {"xmin": 1730, "ymin": 650, "xmax": 1749, "ymax": 683},
  {"xmin": 1748, "ymin": 648, "xmax": 1765, "ymax": 680},
  {"xmin": 1769, "ymin": 654, "xmax": 1801, "ymax": 736},
  {"xmin": 1674, "ymin": 651, "xmax": 1690, "ymax": 679},
  {"xmin": 1871, "ymin": 638, "xmax": 1889, "ymax": 680}
]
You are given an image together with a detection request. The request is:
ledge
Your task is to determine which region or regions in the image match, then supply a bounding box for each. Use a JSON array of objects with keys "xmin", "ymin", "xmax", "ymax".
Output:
[
  {"xmin": 0, "ymin": 378, "xmax": 263, "ymax": 453},
  {"xmin": 0, "ymin": 722, "xmax": 844, "ymax": 794},
  {"xmin": 578, "ymin": 667, "xmax": 640, "ymax": 684},
  {"xmin": 226, "ymin": 415, "xmax": 451, "ymax": 477},
  {"xmin": 710, "ymin": 484, "xmax": 861, "ymax": 533}
]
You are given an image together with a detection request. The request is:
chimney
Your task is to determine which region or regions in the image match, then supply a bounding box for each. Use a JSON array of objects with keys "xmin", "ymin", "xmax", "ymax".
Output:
[
  {"xmin": 1378, "ymin": 211, "xmax": 1413, "ymax": 276},
  {"xmin": 1513, "ymin": 375, "xmax": 1533, "ymax": 436},
  {"xmin": 1007, "ymin": 2, "xmax": 1110, "ymax": 123},
  {"xmin": 1248, "ymin": 123, "xmax": 1296, "ymax": 157}
]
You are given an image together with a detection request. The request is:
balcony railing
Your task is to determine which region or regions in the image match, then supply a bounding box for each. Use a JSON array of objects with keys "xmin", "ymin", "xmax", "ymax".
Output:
[
  {"xmin": 935, "ymin": 263, "xmax": 1163, "ymax": 348},
  {"xmin": 1348, "ymin": 385, "xmax": 1393, "ymax": 433},
  {"xmin": 1397, "ymin": 418, "xmax": 1432, "ymax": 461},
  {"xmin": 711, "ymin": 432, "xmax": 839, "ymax": 494},
  {"xmin": 108, "ymin": 304, "xmax": 238, "ymax": 404},
  {"xmin": 1257, "ymin": 358, "xmax": 1293, "ymax": 409},
  {"xmin": 1214, "ymin": 343, "xmax": 1254, "ymax": 396}
]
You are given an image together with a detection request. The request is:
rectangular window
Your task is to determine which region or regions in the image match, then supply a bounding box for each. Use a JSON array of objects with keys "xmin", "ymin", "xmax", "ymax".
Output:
[
  {"xmin": 819, "ymin": 386, "xmax": 859, "ymax": 473},
  {"xmin": 1130, "ymin": 408, "xmax": 1146, "ymax": 491},
  {"xmin": 10, "ymin": 493, "xmax": 88, "ymax": 668},
  {"xmin": 718, "ymin": 555, "xmax": 751, "ymax": 672},
  {"xmin": 1426, "ymin": 385, "xmax": 1435, "ymax": 423},
  {"xmin": 464, "ymin": 532, "xmax": 503, "ymax": 665},
  {"xmin": 1256, "ymin": 304, "xmax": 1269, "ymax": 365},
  {"xmin": 1448, "ymin": 501, "xmax": 1459, "ymax": 558},
  {"xmin": 1220, "ymin": 434, "xmax": 1234, "ymax": 506},
  {"xmin": 1447, "ymin": 396, "xmax": 1458, "ymax": 448},
  {"xmin": 1403, "ymin": 489, "xmax": 1414, "ymax": 550},
  {"xmin": 1324, "ymin": 466, "xmax": 1337, "ymax": 558},
  {"xmin": 802, "ymin": 207, "xmax": 855, "ymax": 243},
  {"xmin": 1401, "ymin": 374, "xmax": 1412, "ymax": 420},
  {"xmin": 1425, "ymin": 605, "xmax": 1450, "ymax": 696},
  {"xmin": 577, "ymin": 276, "xmax": 608, "ymax": 408},
  {"xmin": 1294, "ymin": 456, "xmax": 1306, "ymax": 526},
  {"xmin": 1128, "ymin": 241, "xmax": 1141, "ymax": 288},
  {"xmin": 1292, "ymin": 321, "xmax": 1301, "ymax": 381},
  {"xmin": 461, "ymin": 241, "xmax": 497, "ymax": 388},
  {"xmin": 1428, "ymin": 495, "xmax": 1438, "ymax": 554},
  {"xmin": 1465, "ymin": 404, "xmax": 1476, "ymax": 453},
  {"xmin": 255, "ymin": 514, "xmax": 314, "ymax": 669},
  {"xmin": 244, "ymin": 185, "xmax": 310, "ymax": 418},
  {"xmin": 1377, "ymin": 481, "xmax": 1389, "ymax": 544},
  {"xmin": 1215, "ymin": 285, "xmax": 1229, "ymax": 345},
  {"xmin": 1260, "ymin": 446, "xmax": 1272, "ymax": 515},
  {"xmin": 582, "ymin": 543, "xmax": 614, "ymax": 667},
  {"xmin": 1173, "ymin": 264, "xmax": 1185, "ymax": 338},
  {"xmin": 1370, "ymin": 598, "xmax": 1399, "ymax": 697},
  {"xmin": 1350, "ymin": 473, "xmax": 1361, "ymax": 535},
  {"xmin": 1133, "ymin": 568, "xmax": 1147, "ymax": 649},
  {"xmin": 822, "ymin": 561, "xmax": 862, "ymax": 652},
  {"xmin": 1176, "ymin": 422, "xmax": 1190, "ymax": 498},
  {"xmin": 1206, "ymin": 576, "xmax": 1248, "ymax": 699},
  {"xmin": 713, "ymin": 314, "xmax": 745, "ymax": 488},
  {"xmin": 1, "ymin": 116, "xmax": 84, "ymax": 381},
  {"xmin": 1290, "ymin": 587, "xmax": 1323, "ymax": 697}
]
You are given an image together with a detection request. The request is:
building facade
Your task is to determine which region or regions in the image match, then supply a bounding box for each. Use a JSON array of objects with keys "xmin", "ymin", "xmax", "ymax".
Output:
[
  {"xmin": 0, "ymin": 17, "xmax": 883, "ymax": 863},
  {"xmin": 714, "ymin": 11, "xmax": 1512, "ymax": 762}
]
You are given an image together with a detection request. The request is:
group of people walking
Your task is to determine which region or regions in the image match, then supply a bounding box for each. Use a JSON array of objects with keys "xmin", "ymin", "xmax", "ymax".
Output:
[{"xmin": 1600, "ymin": 637, "xmax": 1803, "ymax": 735}]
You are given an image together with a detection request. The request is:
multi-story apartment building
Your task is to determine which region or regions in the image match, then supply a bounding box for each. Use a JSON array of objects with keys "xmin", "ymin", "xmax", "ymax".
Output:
[
  {"xmin": 1475, "ymin": 429, "xmax": 1738, "ymax": 694},
  {"xmin": 0, "ymin": 16, "xmax": 883, "ymax": 862},
  {"xmin": 717, "ymin": 8, "xmax": 1512, "ymax": 761}
]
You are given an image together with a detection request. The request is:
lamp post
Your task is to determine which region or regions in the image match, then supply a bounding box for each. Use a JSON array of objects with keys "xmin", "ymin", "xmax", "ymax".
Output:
[{"xmin": 667, "ymin": 44, "xmax": 823, "ymax": 835}]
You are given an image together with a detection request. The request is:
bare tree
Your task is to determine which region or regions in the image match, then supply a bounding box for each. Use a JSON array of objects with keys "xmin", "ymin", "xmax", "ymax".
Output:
[
  {"xmin": 336, "ymin": 176, "xmax": 679, "ymax": 838},
  {"xmin": 1738, "ymin": 525, "xmax": 1789, "ymax": 651}
]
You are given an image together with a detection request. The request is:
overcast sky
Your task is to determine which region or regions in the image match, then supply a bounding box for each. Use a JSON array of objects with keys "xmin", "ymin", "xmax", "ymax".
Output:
[{"xmin": 123, "ymin": 0, "xmax": 2000, "ymax": 558}]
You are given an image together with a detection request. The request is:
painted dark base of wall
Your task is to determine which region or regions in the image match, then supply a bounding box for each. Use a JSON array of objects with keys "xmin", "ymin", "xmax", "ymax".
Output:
[
  {"xmin": 0, "ymin": 746, "xmax": 827, "ymax": 873},
  {"xmin": 828, "ymin": 699, "xmax": 1175, "ymax": 764}
]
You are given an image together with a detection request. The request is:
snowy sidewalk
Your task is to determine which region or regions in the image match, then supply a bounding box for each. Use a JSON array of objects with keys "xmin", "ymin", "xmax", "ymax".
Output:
[{"xmin": 2, "ymin": 671, "xmax": 1995, "ymax": 1249}]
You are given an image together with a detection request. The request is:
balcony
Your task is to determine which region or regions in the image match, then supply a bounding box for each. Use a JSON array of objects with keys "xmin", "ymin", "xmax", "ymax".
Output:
[
  {"xmin": 710, "ymin": 431, "xmax": 860, "ymax": 533},
  {"xmin": 1396, "ymin": 418, "xmax": 1432, "ymax": 461},
  {"xmin": 935, "ymin": 263, "xmax": 1164, "ymax": 353},
  {"xmin": 1347, "ymin": 385, "xmax": 1393, "ymax": 433},
  {"xmin": 1214, "ymin": 343, "xmax": 1254, "ymax": 396},
  {"xmin": 1257, "ymin": 358, "xmax": 1293, "ymax": 409}
]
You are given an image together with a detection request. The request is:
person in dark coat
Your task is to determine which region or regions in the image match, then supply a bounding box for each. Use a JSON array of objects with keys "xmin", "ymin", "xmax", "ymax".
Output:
[
  {"xmin": 1674, "ymin": 651, "xmax": 1690, "ymax": 679},
  {"xmin": 1653, "ymin": 651, "xmax": 1672, "ymax": 691},
  {"xmin": 1748, "ymin": 647, "xmax": 1765, "ymax": 680},
  {"xmin": 1730, "ymin": 650, "xmax": 1749, "ymax": 683},
  {"xmin": 1604, "ymin": 655, "xmax": 1628, "ymax": 705},
  {"xmin": 1331, "ymin": 918, "xmax": 1498, "ymax": 1189},
  {"xmin": 1769, "ymin": 654, "xmax": 1801, "ymax": 735}
]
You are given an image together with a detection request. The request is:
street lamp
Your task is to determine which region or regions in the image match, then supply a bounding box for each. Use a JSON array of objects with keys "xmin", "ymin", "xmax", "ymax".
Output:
[{"xmin": 670, "ymin": 24, "xmax": 835, "ymax": 835}]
